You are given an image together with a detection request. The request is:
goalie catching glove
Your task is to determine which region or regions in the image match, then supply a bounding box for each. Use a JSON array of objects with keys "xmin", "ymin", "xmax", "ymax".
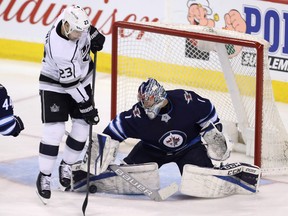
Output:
[{"xmin": 201, "ymin": 121, "xmax": 231, "ymax": 161}]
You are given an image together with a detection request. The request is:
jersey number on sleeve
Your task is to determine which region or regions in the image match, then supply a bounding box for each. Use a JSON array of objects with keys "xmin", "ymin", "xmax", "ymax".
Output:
[{"xmin": 2, "ymin": 98, "xmax": 13, "ymax": 110}]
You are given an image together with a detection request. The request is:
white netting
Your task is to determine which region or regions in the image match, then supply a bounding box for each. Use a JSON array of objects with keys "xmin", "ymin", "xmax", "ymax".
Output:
[{"xmin": 112, "ymin": 22, "xmax": 288, "ymax": 175}]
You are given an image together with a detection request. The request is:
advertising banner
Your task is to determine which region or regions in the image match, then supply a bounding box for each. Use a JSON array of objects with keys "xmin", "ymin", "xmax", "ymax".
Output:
[{"xmin": 0, "ymin": 0, "xmax": 287, "ymax": 82}]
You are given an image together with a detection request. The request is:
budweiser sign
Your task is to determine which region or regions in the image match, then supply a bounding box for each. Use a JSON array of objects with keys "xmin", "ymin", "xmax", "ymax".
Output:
[{"xmin": 0, "ymin": 0, "xmax": 159, "ymax": 35}]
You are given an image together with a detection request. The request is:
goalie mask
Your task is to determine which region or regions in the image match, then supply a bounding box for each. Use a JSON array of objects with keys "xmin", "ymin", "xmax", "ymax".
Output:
[
  {"xmin": 137, "ymin": 78, "xmax": 167, "ymax": 120},
  {"xmin": 62, "ymin": 5, "xmax": 91, "ymax": 38}
]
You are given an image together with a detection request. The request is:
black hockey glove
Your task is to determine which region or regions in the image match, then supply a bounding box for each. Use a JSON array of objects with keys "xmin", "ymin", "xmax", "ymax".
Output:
[
  {"xmin": 12, "ymin": 116, "xmax": 24, "ymax": 137},
  {"xmin": 90, "ymin": 25, "xmax": 105, "ymax": 53},
  {"xmin": 78, "ymin": 100, "xmax": 100, "ymax": 125}
]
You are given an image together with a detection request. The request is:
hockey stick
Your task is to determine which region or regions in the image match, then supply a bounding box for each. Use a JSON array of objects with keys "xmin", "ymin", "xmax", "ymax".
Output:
[
  {"xmin": 82, "ymin": 52, "xmax": 97, "ymax": 216},
  {"xmin": 109, "ymin": 165, "xmax": 179, "ymax": 201}
]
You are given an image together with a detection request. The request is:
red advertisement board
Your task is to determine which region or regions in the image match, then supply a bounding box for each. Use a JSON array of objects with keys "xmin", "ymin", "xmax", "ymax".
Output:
[{"xmin": 262, "ymin": 0, "xmax": 288, "ymax": 4}]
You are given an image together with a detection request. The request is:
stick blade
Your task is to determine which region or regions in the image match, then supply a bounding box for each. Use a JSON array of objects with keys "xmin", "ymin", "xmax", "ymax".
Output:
[
  {"xmin": 82, "ymin": 196, "xmax": 88, "ymax": 216},
  {"xmin": 156, "ymin": 182, "xmax": 179, "ymax": 201}
]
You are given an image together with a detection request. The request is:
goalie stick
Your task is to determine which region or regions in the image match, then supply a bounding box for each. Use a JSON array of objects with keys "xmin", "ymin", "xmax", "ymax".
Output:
[{"xmin": 109, "ymin": 164, "xmax": 179, "ymax": 201}]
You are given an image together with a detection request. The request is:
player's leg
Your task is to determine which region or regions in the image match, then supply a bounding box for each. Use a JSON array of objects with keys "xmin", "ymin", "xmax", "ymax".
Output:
[
  {"xmin": 37, "ymin": 90, "xmax": 68, "ymax": 200},
  {"xmin": 123, "ymin": 141, "xmax": 165, "ymax": 167},
  {"xmin": 59, "ymin": 96, "xmax": 89, "ymax": 189},
  {"xmin": 175, "ymin": 143, "xmax": 213, "ymax": 174}
]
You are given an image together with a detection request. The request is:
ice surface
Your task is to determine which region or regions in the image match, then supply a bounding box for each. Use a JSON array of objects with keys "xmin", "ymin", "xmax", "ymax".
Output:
[{"xmin": 1, "ymin": 59, "xmax": 288, "ymax": 216}]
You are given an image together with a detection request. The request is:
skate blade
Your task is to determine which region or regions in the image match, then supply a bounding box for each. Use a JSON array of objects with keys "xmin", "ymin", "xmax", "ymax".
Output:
[
  {"xmin": 36, "ymin": 190, "xmax": 49, "ymax": 205},
  {"xmin": 59, "ymin": 184, "xmax": 70, "ymax": 192}
]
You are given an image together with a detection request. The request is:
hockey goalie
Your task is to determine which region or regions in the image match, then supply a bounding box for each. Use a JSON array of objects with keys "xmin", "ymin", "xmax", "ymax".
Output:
[{"xmin": 70, "ymin": 78, "xmax": 261, "ymax": 198}]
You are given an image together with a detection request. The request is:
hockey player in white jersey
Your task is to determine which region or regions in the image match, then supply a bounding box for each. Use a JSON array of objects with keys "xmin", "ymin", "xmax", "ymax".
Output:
[
  {"xmin": 0, "ymin": 84, "xmax": 24, "ymax": 137},
  {"xmin": 36, "ymin": 5, "xmax": 105, "ymax": 203}
]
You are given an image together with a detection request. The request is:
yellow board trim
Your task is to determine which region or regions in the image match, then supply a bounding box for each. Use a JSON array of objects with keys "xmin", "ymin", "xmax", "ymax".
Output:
[
  {"xmin": 1, "ymin": 38, "xmax": 287, "ymax": 103},
  {"xmin": 119, "ymin": 55, "xmax": 257, "ymax": 96},
  {"xmin": 0, "ymin": 39, "xmax": 111, "ymax": 74}
]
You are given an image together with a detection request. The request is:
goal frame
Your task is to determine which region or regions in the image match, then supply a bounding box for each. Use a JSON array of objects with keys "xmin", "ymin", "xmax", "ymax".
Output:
[{"xmin": 111, "ymin": 21, "xmax": 264, "ymax": 168}]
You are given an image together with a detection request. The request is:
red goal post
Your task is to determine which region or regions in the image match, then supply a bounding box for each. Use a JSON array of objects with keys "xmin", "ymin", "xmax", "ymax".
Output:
[{"xmin": 111, "ymin": 21, "xmax": 288, "ymax": 175}]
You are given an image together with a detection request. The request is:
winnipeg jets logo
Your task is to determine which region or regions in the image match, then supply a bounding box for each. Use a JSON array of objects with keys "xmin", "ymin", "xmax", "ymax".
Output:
[
  {"xmin": 132, "ymin": 106, "xmax": 141, "ymax": 118},
  {"xmin": 165, "ymin": 134, "xmax": 181, "ymax": 147},
  {"xmin": 159, "ymin": 130, "xmax": 187, "ymax": 150},
  {"xmin": 184, "ymin": 91, "xmax": 192, "ymax": 104},
  {"xmin": 161, "ymin": 114, "xmax": 171, "ymax": 123}
]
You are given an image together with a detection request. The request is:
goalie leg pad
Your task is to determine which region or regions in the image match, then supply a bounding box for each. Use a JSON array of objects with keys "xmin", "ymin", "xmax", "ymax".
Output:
[
  {"xmin": 72, "ymin": 162, "xmax": 160, "ymax": 195},
  {"xmin": 180, "ymin": 163, "xmax": 261, "ymax": 198}
]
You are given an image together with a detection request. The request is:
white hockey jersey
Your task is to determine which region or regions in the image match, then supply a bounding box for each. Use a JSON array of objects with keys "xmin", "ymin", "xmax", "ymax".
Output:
[{"xmin": 39, "ymin": 14, "xmax": 93, "ymax": 103}]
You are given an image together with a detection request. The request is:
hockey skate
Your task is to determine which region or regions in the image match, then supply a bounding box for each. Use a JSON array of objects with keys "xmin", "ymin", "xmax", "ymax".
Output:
[
  {"xmin": 58, "ymin": 160, "xmax": 72, "ymax": 190},
  {"xmin": 36, "ymin": 172, "xmax": 51, "ymax": 205}
]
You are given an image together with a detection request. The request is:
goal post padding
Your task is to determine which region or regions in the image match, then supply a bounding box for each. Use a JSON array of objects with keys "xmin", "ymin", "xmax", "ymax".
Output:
[{"xmin": 111, "ymin": 21, "xmax": 288, "ymax": 175}]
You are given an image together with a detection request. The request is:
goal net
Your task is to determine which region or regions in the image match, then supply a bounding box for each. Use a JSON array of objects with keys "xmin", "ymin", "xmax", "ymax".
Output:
[{"xmin": 111, "ymin": 21, "xmax": 288, "ymax": 175}]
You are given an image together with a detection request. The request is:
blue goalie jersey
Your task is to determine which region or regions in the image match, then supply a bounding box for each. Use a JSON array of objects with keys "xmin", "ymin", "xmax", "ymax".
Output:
[{"xmin": 103, "ymin": 89, "xmax": 220, "ymax": 154}]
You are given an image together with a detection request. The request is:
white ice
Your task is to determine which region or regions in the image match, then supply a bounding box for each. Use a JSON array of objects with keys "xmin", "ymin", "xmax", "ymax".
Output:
[{"xmin": 1, "ymin": 59, "xmax": 288, "ymax": 216}]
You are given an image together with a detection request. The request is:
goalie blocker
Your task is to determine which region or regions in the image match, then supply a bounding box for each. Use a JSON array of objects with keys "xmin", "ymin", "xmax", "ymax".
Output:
[
  {"xmin": 79, "ymin": 133, "xmax": 120, "ymax": 176},
  {"xmin": 180, "ymin": 162, "xmax": 261, "ymax": 198}
]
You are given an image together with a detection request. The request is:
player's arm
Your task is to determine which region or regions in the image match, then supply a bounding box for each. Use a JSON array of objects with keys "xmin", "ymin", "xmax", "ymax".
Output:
[
  {"xmin": 58, "ymin": 60, "xmax": 99, "ymax": 125},
  {"xmin": 103, "ymin": 105, "xmax": 141, "ymax": 142},
  {"xmin": 103, "ymin": 114, "xmax": 127, "ymax": 142},
  {"xmin": 0, "ymin": 84, "xmax": 24, "ymax": 137}
]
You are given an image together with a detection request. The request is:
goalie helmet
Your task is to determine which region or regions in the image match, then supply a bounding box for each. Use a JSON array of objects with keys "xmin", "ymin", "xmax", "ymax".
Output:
[
  {"xmin": 137, "ymin": 78, "xmax": 167, "ymax": 120},
  {"xmin": 62, "ymin": 5, "xmax": 91, "ymax": 37}
]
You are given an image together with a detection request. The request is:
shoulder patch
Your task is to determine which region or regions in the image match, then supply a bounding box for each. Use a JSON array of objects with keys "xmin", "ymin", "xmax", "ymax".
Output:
[
  {"xmin": 132, "ymin": 106, "xmax": 142, "ymax": 118},
  {"xmin": 184, "ymin": 91, "xmax": 192, "ymax": 104}
]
